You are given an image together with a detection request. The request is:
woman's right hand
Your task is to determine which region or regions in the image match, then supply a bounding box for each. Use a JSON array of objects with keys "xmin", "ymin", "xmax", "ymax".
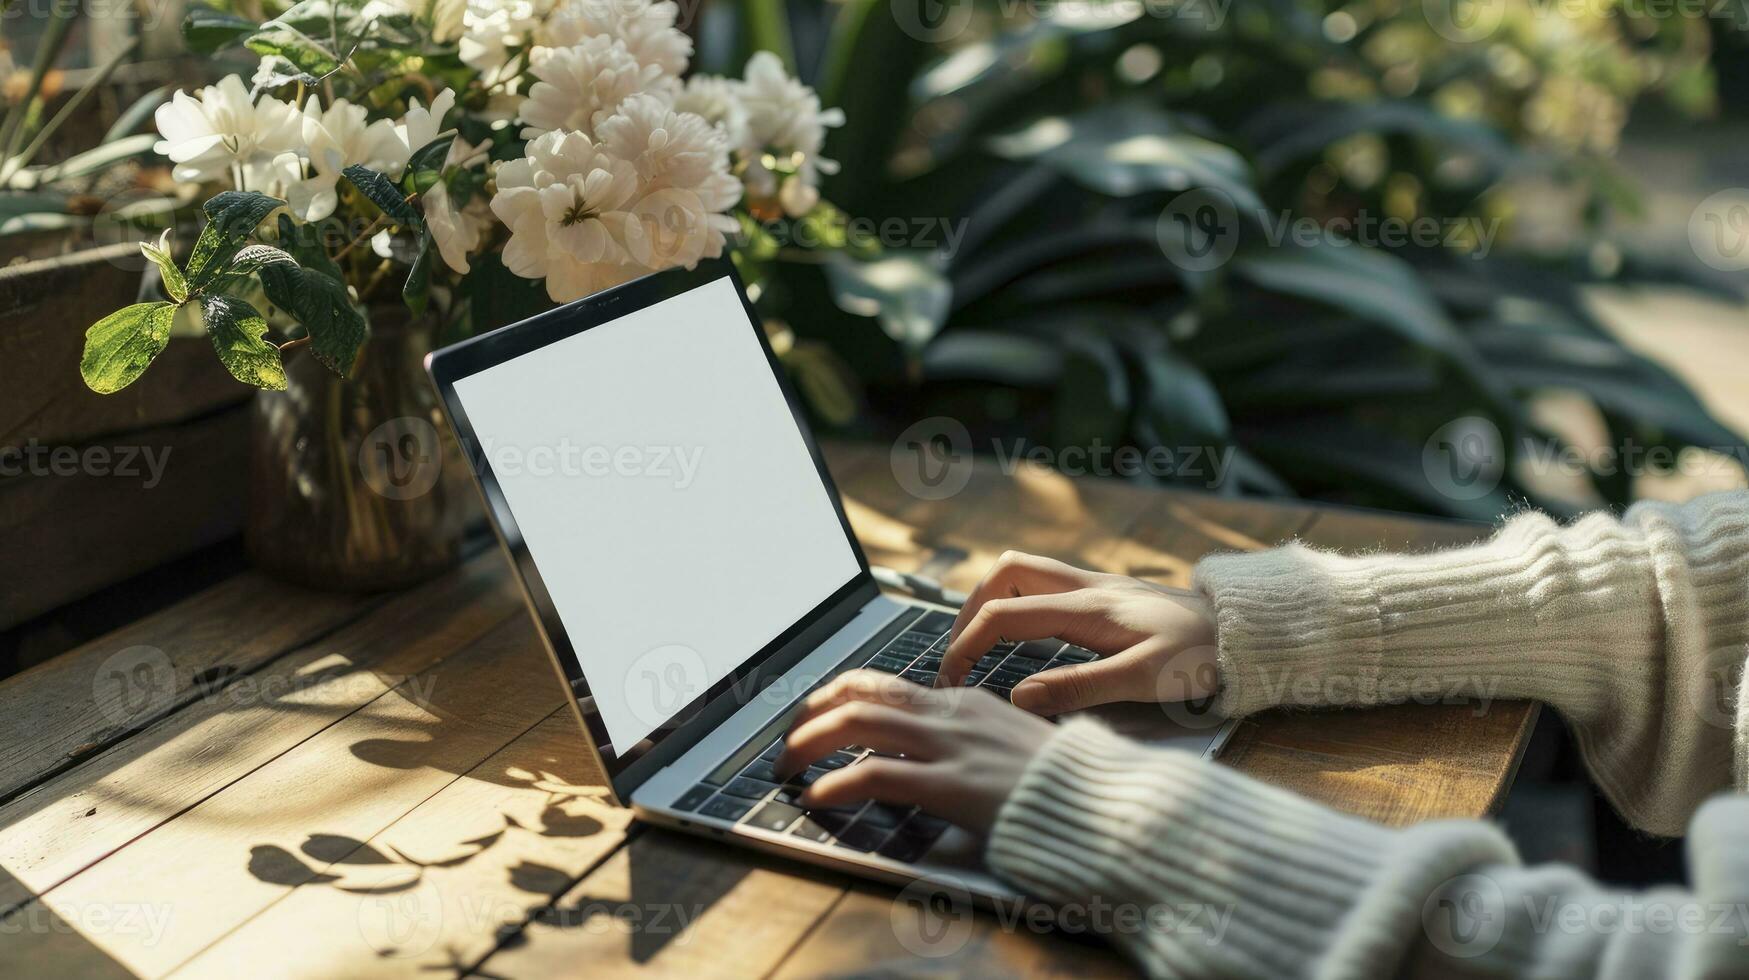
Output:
[{"xmin": 934, "ymin": 551, "xmax": 1221, "ymax": 716}]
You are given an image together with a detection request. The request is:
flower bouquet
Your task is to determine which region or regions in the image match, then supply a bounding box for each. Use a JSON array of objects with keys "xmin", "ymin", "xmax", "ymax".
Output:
[
  {"xmin": 80, "ymin": 0, "xmax": 846, "ymax": 395},
  {"xmin": 79, "ymin": 0, "xmax": 850, "ymax": 589}
]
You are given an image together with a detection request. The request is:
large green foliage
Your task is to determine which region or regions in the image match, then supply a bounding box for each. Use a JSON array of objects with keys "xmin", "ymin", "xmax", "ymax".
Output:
[{"xmin": 744, "ymin": 0, "xmax": 1742, "ymax": 519}]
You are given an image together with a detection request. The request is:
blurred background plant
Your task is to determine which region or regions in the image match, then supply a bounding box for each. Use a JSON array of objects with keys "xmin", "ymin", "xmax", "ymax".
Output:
[
  {"xmin": 0, "ymin": 0, "xmax": 185, "ymax": 261},
  {"xmin": 704, "ymin": 0, "xmax": 1749, "ymax": 521},
  {"xmin": 4, "ymin": 0, "xmax": 1746, "ymax": 520}
]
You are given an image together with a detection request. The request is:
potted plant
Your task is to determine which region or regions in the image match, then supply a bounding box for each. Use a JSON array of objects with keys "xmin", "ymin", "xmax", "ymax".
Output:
[{"xmin": 75, "ymin": 0, "xmax": 854, "ymax": 591}]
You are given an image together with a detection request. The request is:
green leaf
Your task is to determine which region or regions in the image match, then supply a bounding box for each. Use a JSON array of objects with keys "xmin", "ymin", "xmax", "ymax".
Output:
[
  {"xmin": 824, "ymin": 253, "xmax": 952, "ymax": 352},
  {"xmin": 405, "ymin": 132, "xmax": 455, "ymax": 194},
  {"xmin": 187, "ymin": 191, "xmax": 288, "ymax": 287},
  {"xmin": 140, "ymin": 234, "xmax": 188, "ymax": 303},
  {"xmin": 202, "ymin": 294, "xmax": 287, "ymax": 390},
  {"xmin": 80, "ymin": 302, "xmax": 178, "ymax": 394},
  {"xmin": 276, "ymin": 213, "xmax": 345, "ymax": 281},
  {"xmin": 182, "ymin": 6, "xmax": 259, "ymax": 54},
  {"xmin": 989, "ymin": 104, "xmax": 1265, "ymax": 214},
  {"xmin": 342, "ymin": 164, "xmax": 420, "ymax": 226},
  {"xmin": 403, "ymin": 230, "xmax": 433, "ymax": 317},
  {"xmin": 245, "ymin": 22, "xmax": 342, "ymax": 78},
  {"xmin": 255, "ymin": 259, "xmax": 367, "ymax": 377}
]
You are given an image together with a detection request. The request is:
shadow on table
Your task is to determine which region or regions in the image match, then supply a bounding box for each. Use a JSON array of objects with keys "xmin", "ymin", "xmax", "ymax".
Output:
[{"xmin": 0, "ymin": 865, "xmax": 140, "ymax": 978}]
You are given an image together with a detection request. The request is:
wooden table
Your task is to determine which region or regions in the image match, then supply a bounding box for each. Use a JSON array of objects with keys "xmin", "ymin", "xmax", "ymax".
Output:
[{"xmin": 0, "ymin": 442, "xmax": 1536, "ymax": 979}]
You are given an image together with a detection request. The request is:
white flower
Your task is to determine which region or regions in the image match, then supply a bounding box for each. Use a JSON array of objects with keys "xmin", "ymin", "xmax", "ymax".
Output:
[
  {"xmin": 542, "ymin": 0, "xmax": 692, "ymax": 78},
  {"xmin": 292, "ymin": 99, "xmax": 410, "ymax": 222},
  {"xmin": 518, "ymin": 35, "xmax": 661, "ymax": 141},
  {"xmin": 422, "ymin": 135, "xmax": 494, "ymax": 274},
  {"xmin": 460, "ymin": 0, "xmax": 554, "ymax": 85},
  {"xmin": 736, "ymin": 52, "xmax": 844, "ymax": 217},
  {"xmin": 672, "ymin": 75, "xmax": 748, "ymax": 148},
  {"xmin": 490, "ymin": 129, "xmax": 643, "ymax": 302},
  {"xmin": 361, "ymin": 0, "xmax": 465, "ymax": 41},
  {"xmin": 397, "ymin": 89, "xmax": 458, "ymax": 160},
  {"xmin": 153, "ymin": 74, "xmax": 303, "ymax": 184},
  {"xmin": 596, "ymin": 93, "xmax": 741, "ymax": 266}
]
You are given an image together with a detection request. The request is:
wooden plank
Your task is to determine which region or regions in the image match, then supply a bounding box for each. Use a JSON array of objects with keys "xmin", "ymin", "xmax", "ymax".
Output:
[
  {"xmin": 0, "ymin": 243, "xmax": 246, "ymax": 451},
  {"xmin": 471, "ymin": 831, "xmax": 847, "ymax": 979},
  {"xmin": 0, "ymin": 554, "xmax": 520, "ymax": 915},
  {"xmin": 0, "ymin": 598, "xmax": 563, "ymax": 976},
  {"xmin": 0, "ymin": 404, "xmax": 251, "ymax": 630},
  {"xmin": 769, "ymin": 883, "xmax": 1136, "ymax": 979},
  {"xmin": 177, "ymin": 711, "xmax": 632, "ymax": 979},
  {"xmin": 1221, "ymin": 702, "xmax": 1539, "ymax": 827},
  {"xmin": 0, "ymin": 539, "xmax": 375, "ymax": 803}
]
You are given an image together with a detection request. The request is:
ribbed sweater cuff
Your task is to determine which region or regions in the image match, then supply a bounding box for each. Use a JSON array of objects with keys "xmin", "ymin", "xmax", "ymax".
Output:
[
  {"xmin": 987, "ymin": 720, "xmax": 1519, "ymax": 978},
  {"xmin": 1190, "ymin": 519, "xmax": 1659, "ymax": 719}
]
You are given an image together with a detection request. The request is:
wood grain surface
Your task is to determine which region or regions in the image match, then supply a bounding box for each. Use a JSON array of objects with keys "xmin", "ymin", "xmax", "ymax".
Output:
[{"xmin": 0, "ymin": 441, "xmax": 1534, "ymax": 978}]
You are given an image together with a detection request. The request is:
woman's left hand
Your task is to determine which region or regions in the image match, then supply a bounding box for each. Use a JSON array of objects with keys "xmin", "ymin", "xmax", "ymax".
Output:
[{"xmin": 773, "ymin": 669, "xmax": 1055, "ymax": 834}]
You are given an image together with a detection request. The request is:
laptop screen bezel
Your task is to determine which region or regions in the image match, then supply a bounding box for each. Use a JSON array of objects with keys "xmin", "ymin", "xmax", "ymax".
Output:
[{"xmin": 425, "ymin": 256, "xmax": 875, "ymax": 794}]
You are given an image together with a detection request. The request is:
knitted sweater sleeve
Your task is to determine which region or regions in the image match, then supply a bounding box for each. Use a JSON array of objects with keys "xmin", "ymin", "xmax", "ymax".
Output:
[
  {"xmin": 987, "ymin": 721, "xmax": 1749, "ymax": 979},
  {"xmin": 1192, "ymin": 490, "xmax": 1749, "ymax": 836}
]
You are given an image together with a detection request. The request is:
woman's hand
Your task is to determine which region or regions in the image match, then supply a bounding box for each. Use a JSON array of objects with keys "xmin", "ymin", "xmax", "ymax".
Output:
[
  {"xmin": 774, "ymin": 670, "xmax": 1055, "ymax": 834},
  {"xmin": 936, "ymin": 551, "xmax": 1221, "ymax": 716}
]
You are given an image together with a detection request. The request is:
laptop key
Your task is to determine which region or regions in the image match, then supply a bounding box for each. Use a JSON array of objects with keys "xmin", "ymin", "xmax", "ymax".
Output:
[
  {"xmin": 1002, "ymin": 655, "xmax": 1050, "ymax": 675},
  {"xmin": 746, "ymin": 801, "xmax": 805, "ymax": 833},
  {"xmin": 674, "ymin": 785, "xmax": 714, "ymax": 812},
  {"xmin": 700, "ymin": 795, "xmax": 754, "ymax": 822},
  {"xmin": 899, "ymin": 668, "xmax": 934, "ymax": 685},
  {"xmin": 906, "ymin": 814, "xmax": 951, "ymax": 839},
  {"xmin": 740, "ymin": 759, "xmax": 781, "ymax": 782},
  {"xmin": 867, "ymin": 654, "xmax": 910, "ymax": 673},
  {"xmin": 858, "ymin": 803, "xmax": 912, "ymax": 829},
  {"xmin": 1054, "ymin": 646, "xmax": 1099, "ymax": 665},
  {"xmin": 789, "ymin": 817, "xmax": 835, "ymax": 844},
  {"xmin": 812, "ymin": 751, "xmax": 860, "ymax": 771},
  {"xmin": 722, "ymin": 776, "xmax": 779, "ymax": 800},
  {"xmin": 834, "ymin": 821, "xmax": 892, "ymax": 852},
  {"xmin": 879, "ymin": 829, "xmax": 937, "ymax": 863},
  {"xmin": 916, "ymin": 610, "xmax": 955, "ymax": 635}
]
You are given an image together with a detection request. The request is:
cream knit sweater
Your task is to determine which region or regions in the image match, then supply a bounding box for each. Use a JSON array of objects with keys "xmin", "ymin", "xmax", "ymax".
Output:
[{"xmin": 986, "ymin": 491, "xmax": 1749, "ymax": 978}]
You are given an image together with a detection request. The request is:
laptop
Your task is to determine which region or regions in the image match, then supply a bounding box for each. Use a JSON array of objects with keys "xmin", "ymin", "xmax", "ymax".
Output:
[{"xmin": 425, "ymin": 255, "xmax": 1236, "ymax": 902}]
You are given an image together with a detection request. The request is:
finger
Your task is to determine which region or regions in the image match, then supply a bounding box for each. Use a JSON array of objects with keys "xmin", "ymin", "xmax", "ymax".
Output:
[
  {"xmin": 1010, "ymin": 652, "xmax": 1148, "ymax": 716},
  {"xmin": 790, "ymin": 669, "xmax": 939, "ymax": 732},
  {"xmin": 776, "ymin": 701, "xmax": 939, "ymax": 778},
  {"xmin": 802, "ymin": 757, "xmax": 942, "ymax": 810},
  {"xmin": 937, "ymin": 590, "xmax": 1098, "ymax": 688},
  {"xmin": 949, "ymin": 551, "xmax": 1101, "ymax": 644}
]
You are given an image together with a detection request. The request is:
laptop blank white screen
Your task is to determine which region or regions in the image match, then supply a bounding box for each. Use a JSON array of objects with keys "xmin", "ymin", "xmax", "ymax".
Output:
[{"xmin": 450, "ymin": 275, "xmax": 862, "ymax": 752}]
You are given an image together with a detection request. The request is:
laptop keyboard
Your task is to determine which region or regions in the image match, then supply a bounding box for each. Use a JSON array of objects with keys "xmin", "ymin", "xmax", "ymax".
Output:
[{"xmin": 672, "ymin": 608, "xmax": 1102, "ymax": 861}]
